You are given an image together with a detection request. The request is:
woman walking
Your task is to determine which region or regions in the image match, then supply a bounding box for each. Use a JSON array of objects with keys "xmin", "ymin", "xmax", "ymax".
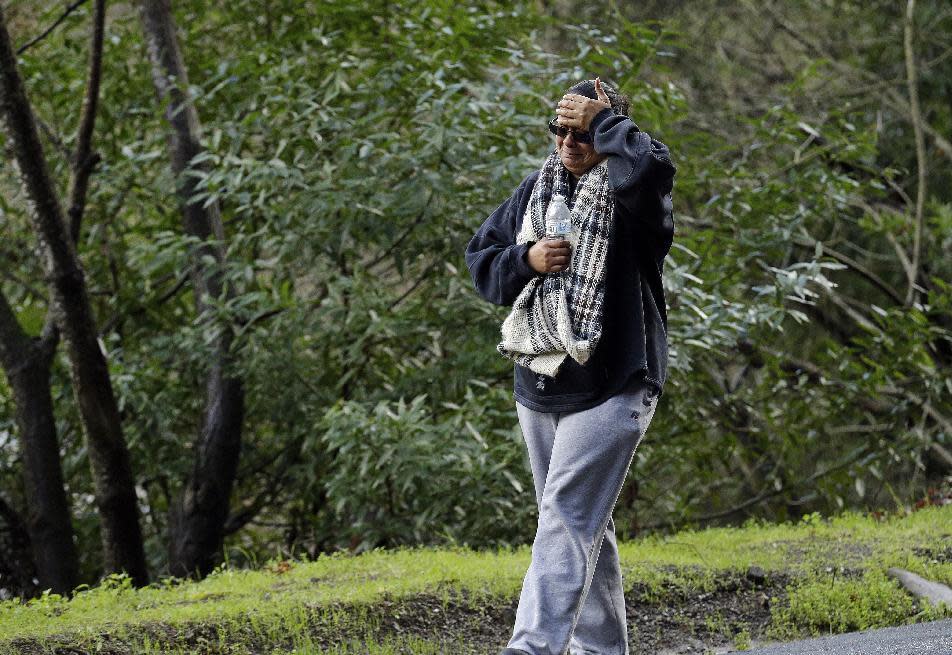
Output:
[{"xmin": 464, "ymin": 77, "xmax": 676, "ymax": 655}]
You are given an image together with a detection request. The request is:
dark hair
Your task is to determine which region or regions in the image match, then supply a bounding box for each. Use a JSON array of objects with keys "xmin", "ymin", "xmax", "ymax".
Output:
[{"xmin": 565, "ymin": 79, "xmax": 631, "ymax": 118}]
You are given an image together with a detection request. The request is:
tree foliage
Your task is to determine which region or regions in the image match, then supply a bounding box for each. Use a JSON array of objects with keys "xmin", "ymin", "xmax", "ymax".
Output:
[{"xmin": 0, "ymin": 0, "xmax": 948, "ymax": 592}]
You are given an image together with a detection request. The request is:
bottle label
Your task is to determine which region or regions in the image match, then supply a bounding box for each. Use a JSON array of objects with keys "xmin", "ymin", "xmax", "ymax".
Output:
[{"xmin": 547, "ymin": 217, "xmax": 571, "ymax": 237}]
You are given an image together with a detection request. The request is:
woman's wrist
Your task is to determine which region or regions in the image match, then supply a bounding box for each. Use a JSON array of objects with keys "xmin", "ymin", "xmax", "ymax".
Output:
[{"xmin": 588, "ymin": 106, "xmax": 618, "ymax": 137}]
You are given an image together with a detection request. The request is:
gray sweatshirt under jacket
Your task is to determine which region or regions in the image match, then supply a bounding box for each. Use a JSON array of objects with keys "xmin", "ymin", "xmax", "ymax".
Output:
[{"xmin": 464, "ymin": 108, "xmax": 676, "ymax": 413}]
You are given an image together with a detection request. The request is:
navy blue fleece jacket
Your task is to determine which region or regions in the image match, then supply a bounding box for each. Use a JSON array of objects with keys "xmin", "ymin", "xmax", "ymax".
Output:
[{"xmin": 464, "ymin": 108, "xmax": 676, "ymax": 412}]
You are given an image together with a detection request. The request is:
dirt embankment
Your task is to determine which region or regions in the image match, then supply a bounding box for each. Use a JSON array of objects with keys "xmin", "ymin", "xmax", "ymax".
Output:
[{"xmin": 7, "ymin": 567, "xmax": 787, "ymax": 654}]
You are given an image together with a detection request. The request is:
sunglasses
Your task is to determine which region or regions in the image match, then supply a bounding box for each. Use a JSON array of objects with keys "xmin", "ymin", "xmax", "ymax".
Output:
[{"xmin": 548, "ymin": 118, "xmax": 594, "ymax": 144}]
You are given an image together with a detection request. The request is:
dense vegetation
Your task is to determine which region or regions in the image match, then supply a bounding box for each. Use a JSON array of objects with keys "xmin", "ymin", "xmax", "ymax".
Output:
[{"xmin": 0, "ymin": 0, "xmax": 949, "ymax": 597}]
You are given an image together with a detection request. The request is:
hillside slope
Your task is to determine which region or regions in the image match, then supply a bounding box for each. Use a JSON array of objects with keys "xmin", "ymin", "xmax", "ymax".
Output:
[{"xmin": 2, "ymin": 507, "xmax": 951, "ymax": 654}]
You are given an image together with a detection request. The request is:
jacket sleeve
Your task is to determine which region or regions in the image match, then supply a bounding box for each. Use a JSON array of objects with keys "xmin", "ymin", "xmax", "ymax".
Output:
[
  {"xmin": 464, "ymin": 173, "xmax": 540, "ymax": 306},
  {"xmin": 590, "ymin": 108, "xmax": 676, "ymax": 238}
]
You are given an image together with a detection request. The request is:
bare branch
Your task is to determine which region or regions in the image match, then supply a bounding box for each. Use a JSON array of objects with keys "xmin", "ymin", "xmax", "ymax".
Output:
[
  {"xmin": 388, "ymin": 258, "xmax": 442, "ymax": 311},
  {"xmin": 223, "ymin": 436, "xmax": 306, "ymax": 536},
  {"xmin": 922, "ymin": 402, "xmax": 952, "ymax": 438},
  {"xmin": 35, "ymin": 115, "xmax": 71, "ymax": 162},
  {"xmin": 68, "ymin": 0, "xmax": 105, "ymax": 242},
  {"xmin": 15, "ymin": 0, "xmax": 91, "ymax": 55},
  {"xmin": 763, "ymin": 1, "xmax": 952, "ymax": 162},
  {"xmin": 828, "ymin": 423, "xmax": 895, "ymax": 434},
  {"xmin": 642, "ymin": 444, "xmax": 872, "ymax": 529},
  {"xmin": 98, "ymin": 271, "xmax": 190, "ymax": 336},
  {"xmin": 365, "ymin": 190, "xmax": 433, "ymax": 273},
  {"xmin": 825, "ymin": 292, "xmax": 880, "ymax": 334},
  {"xmin": 886, "ymin": 88, "xmax": 952, "ymax": 162},
  {"xmin": 793, "ymin": 234, "xmax": 904, "ymax": 305},
  {"xmin": 928, "ymin": 442, "xmax": 952, "ymax": 470},
  {"xmin": 40, "ymin": 0, "xmax": 106, "ymax": 349},
  {"xmin": 903, "ymin": 0, "xmax": 926, "ymax": 307},
  {"xmin": 1, "ymin": 268, "xmax": 47, "ymax": 302}
]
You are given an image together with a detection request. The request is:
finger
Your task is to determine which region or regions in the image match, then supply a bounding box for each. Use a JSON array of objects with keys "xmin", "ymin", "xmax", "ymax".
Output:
[{"xmin": 594, "ymin": 77, "xmax": 610, "ymax": 103}]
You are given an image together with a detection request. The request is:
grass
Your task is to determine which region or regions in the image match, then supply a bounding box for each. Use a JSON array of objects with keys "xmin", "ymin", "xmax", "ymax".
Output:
[{"xmin": 1, "ymin": 506, "xmax": 950, "ymax": 654}]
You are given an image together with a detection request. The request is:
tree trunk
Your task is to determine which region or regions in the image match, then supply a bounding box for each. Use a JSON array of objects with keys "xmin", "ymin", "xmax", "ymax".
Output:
[
  {"xmin": 0, "ymin": 6, "xmax": 148, "ymax": 586},
  {"xmin": 0, "ymin": 496, "xmax": 38, "ymax": 598},
  {"xmin": 0, "ymin": 295, "xmax": 78, "ymax": 596},
  {"xmin": 0, "ymin": 0, "xmax": 107, "ymax": 598},
  {"xmin": 137, "ymin": 0, "xmax": 245, "ymax": 578}
]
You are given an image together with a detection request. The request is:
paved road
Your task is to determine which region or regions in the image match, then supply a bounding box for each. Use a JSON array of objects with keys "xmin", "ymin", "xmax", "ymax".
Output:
[{"xmin": 745, "ymin": 619, "xmax": 952, "ymax": 654}]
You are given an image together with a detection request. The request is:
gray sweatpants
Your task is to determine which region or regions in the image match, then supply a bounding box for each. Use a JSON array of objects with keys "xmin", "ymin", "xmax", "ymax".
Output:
[{"xmin": 506, "ymin": 377, "xmax": 658, "ymax": 655}]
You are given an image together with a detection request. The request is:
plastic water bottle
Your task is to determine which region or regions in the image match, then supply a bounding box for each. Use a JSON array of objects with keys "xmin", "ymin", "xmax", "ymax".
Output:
[
  {"xmin": 545, "ymin": 194, "xmax": 571, "ymax": 238},
  {"xmin": 544, "ymin": 194, "xmax": 572, "ymax": 274}
]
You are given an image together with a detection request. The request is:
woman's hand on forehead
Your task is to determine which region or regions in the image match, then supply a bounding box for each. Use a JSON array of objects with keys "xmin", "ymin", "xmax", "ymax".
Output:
[{"xmin": 555, "ymin": 78, "xmax": 612, "ymax": 132}]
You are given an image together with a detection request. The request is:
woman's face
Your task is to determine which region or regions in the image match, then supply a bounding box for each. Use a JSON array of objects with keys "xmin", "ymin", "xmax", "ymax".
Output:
[{"xmin": 556, "ymin": 130, "xmax": 606, "ymax": 178}]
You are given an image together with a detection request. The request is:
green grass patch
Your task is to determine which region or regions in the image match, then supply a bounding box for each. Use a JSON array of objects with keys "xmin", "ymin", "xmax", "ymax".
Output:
[
  {"xmin": 770, "ymin": 568, "xmax": 916, "ymax": 638},
  {"xmin": 2, "ymin": 506, "xmax": 950, "ymax": 653}
]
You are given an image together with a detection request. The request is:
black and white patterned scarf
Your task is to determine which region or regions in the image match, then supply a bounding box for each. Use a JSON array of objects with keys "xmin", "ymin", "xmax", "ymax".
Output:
[{"xmin": 496, "ymin": 149, "xmax": 615, "ymax": 378}]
